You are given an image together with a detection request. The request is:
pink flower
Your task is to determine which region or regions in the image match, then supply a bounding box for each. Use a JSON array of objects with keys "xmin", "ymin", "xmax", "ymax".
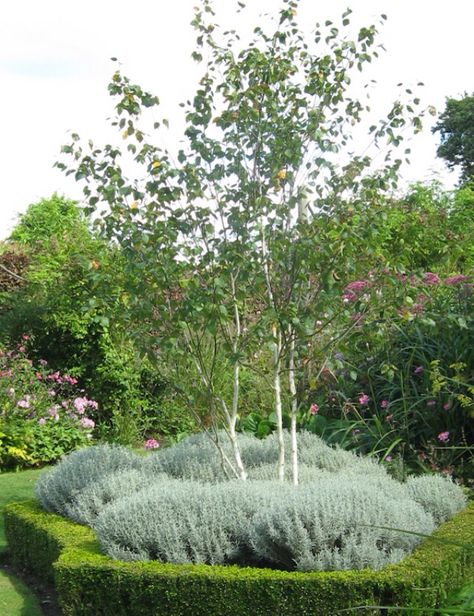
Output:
[
  {"xmin": 22, "ymin": 334, "xmax": 30, "ymax": 341},
  {"xmin": 422, "ymin": 272, "xmax": 440, "ymax": 285},
  {"xmin": 144, "ymin": 438, "xmax": 160, "ymax": 450},
  {"xmin": 385, "ymin": 455, "xmax": 393, "ymax": 463},
  {"xmin": 380, "ymin": 400, "xmax": 389, "ymax": 409},
  {"xmin": 443, "ymin": 401, "xmax": 452, "ymax": 411},
  {"xmin": 414, "ymin": 366, "xmax": 424, "ymax": 375},
  {"xmin": 426, "ymin": 400, "xmax": 436, "ymax": 408},
  {"xmin": 48, "ymin": 389, "xmax": 56, "ymax": 397},
  {"xmin": 346, "ymin": 280, "xmax": 370, "ymax": 292},
  {"xmin": 18, "ymin": 346, "xmax": 26, "ymax": 353},
  {"xmin": 359, "ymin": 394, "xmax": 369, "ymax": 406},
  {"xmin": 310, "ymin": 403, "xmax": 319, "ymax": 415},
  {"xmin": 17, "ymin": 399, "xmax": 30, "ymax": 409},
  {"xmin": 38, "ymin": 418, "xmax": 46, "ymax": 425},
  {"xmin": 444, "ymin": 274, "xmax": 469, "ymax": 286},
  {"xmin": 80, "ymin": 417, "xmax": 95, "ymax": 429},
  {"xmin": 342, "ymin": 291, "xmax": 357, "ymax": 303},
  {"xmin": 437, "ymin": 431, "xmax": 450, "ymax": 443},
  {"xmin": 48, "ymin": 406, "xmax": 60, "ymax": 420}
]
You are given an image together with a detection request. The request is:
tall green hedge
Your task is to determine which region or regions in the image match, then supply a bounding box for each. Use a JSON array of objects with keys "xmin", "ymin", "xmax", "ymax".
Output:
[{"xmin": 4, "ymin": 500, "xmax": 474, "ymax": 616}]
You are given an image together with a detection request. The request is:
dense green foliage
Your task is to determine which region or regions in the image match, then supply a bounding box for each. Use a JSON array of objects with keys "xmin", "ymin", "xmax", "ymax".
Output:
[
  {"xmin": 0, "ymin": 195, "xmax": 185, "ymax": 444},
  {"xmin": 433, "ymin": 93, "xmax": 474, "ymax": 184},
  {"xmin": 4, "ymin": 499, "xmax": 474, "ymax": 615}
]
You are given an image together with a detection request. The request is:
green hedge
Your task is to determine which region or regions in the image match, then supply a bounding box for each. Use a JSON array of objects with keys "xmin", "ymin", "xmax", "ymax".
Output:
[{"xmin": 4, "ymin": 500, "xmax": 474, "ymax": 616}]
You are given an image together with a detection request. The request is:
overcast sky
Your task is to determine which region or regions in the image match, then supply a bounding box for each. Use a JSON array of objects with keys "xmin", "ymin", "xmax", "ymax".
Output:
[{"xmin": 0, "ymin": 0, "xmax": 472, "ymax": 238}]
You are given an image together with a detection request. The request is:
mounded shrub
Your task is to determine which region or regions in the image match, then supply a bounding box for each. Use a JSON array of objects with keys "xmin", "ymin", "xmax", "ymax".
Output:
[
  {"xmin": 63, "ymin": 469, "xmax": 168, "ymax": 525},
  {"xmin": 35, "ymin": 444, "xmax": 142, "ymax": 516},
  {"xmin": 145, "ymin": 430, "xmax": 389, "ymax": 482},
  {"xmin": 405, "ymin": 474, "xmax": 468, "ymax": 524},
  {"xmin": 248, "ymin": 478, "xmax": 435, "ymax": 571},
  {"xmin": 93, "ymin": 480, "xmax": 293, "ymax": 565}
]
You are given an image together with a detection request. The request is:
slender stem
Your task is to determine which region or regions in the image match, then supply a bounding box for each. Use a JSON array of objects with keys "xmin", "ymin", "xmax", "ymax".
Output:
[{"xmin": 288, "ymin": 328, "xmax": 299, "ymax": 485}]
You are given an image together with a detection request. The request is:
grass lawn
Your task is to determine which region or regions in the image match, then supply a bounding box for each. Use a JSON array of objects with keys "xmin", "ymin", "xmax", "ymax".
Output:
[
  {"xmin": 0, "ymin": 468, "xmax": 44, "ymax": 554},
  {"xmin": 1, "ymin": 468, "xmax": 46, "ymax": 616}
]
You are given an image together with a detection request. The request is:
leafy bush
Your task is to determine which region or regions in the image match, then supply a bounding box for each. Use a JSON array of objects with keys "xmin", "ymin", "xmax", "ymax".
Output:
[
  {"xmin": 0, "ymin": 195, "xmax": 171, "ymax": 444},
  {"xmin": 0, "ymin": 345, "xmax": 97, "ymax": 469},
  {"xmin": 35, "ymin": 444, "xmax": 141, "ymax": 516},
  {"xmin": 305, "ymin": 269, "xmax": 474, "ymax": 484}
]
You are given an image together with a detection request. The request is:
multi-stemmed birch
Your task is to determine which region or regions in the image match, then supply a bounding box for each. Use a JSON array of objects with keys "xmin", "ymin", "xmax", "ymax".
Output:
[{"xmin": 58, "ymin": 0, "xmax": 426, "ymax": 482}]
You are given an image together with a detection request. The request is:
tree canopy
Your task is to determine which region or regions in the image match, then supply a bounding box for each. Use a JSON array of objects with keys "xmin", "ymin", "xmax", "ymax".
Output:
[{"xmin": 433, "ymin": 93, "xmax": 474, "ymax": 184}]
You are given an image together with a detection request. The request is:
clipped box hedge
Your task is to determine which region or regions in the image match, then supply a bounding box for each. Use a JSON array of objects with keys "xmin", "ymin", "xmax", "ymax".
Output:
[{"xmin": 4, "ymin": 500, "xmax": 474, "ymax": 616}]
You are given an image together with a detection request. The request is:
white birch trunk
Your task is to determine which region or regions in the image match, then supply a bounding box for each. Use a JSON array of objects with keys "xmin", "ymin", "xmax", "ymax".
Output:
[
  {"xmin": 272, "ymin": 323, "xmax": 285, "ymax": 481},
  {"xmin": 288, "ymin": 329, "xmax": 299, "ymax": 485},
  {"xmin": 184, "ymin": 326, "xmax": 246, "ymax": 480},
  {"xmin": 261, "ymin": 219, "xmax": 285, "ymax": 481}
]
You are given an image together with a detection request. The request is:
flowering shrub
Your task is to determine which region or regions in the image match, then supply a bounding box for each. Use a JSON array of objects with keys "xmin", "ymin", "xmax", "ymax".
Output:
[
  {"xmin": 0, "ymin": 341, "xmax": 97, "ymax": 469},
  {"xmin": 305, "ymin": 269, "xmax": 474, "ymax": 485}
]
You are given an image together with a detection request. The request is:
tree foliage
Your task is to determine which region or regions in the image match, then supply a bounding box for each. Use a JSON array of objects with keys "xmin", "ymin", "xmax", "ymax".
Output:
[
  {"xmin": 57, "ymin": 0, "xmax": 427, "ymax": 482},
  {"xmin": 433, "ymin": 93, "xmax": 474, "ymax": 184}
]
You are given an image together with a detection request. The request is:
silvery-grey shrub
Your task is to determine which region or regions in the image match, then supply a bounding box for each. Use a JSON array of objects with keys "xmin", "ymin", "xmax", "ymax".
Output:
[
  {"xmin": 63, "ymin": 469, "xmax": 167, "ymax": 525},
  {"xmin": 248, "ymin": 477, "xmax": 435, "ymax": 572},
  {"xmin": 35, "ymin": 444, "xmax": 142, "ymax": 516},
  {"xmin": 405, "ymin": 474, "xmax": 467, "ymax": 525},
  {"xmin": 94, "ymin": 479, "xmax": 293, "ymax": 564},
  {"xmin": 145, "ymin": 429, "xmax": 388, "ymax": 482}
]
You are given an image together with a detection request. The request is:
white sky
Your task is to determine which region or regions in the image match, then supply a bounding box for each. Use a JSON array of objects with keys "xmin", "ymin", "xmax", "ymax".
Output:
[{"xmin": 0, "ymin": 0, "xmax": 472, "ymax": 239}]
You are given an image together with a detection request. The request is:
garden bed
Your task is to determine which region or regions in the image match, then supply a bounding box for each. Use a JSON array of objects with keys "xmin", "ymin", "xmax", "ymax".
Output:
[{"xmin": 4, "ymin": 500, "xmax": 474, "ymax": 616}]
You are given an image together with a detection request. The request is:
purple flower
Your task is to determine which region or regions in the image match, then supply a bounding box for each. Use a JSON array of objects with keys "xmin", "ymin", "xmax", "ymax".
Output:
[
  {"xmin": 380, "ymin": 400, "xmax": 389, "ymax": 409},
  {"xmin": 444, "ymin": 274, "xmax": 469, "ymax": 286},
  {"xmin": 144, "ymin": 438, "xmax": 160, "ymax": 450},
  {"xmin": 422, "ymin": 272, "xmax": 440, "ymax": 285},
  {"xmin": 414, "ymin": 366, "xmax": 424, "ymax": 375},
  {"xmin": 437, "ymin": 431, "xmax": 450, "ymax": 443},
  {"xmin": 359, "ymin": 394, "xmax": 369, "ymax": 406}
]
